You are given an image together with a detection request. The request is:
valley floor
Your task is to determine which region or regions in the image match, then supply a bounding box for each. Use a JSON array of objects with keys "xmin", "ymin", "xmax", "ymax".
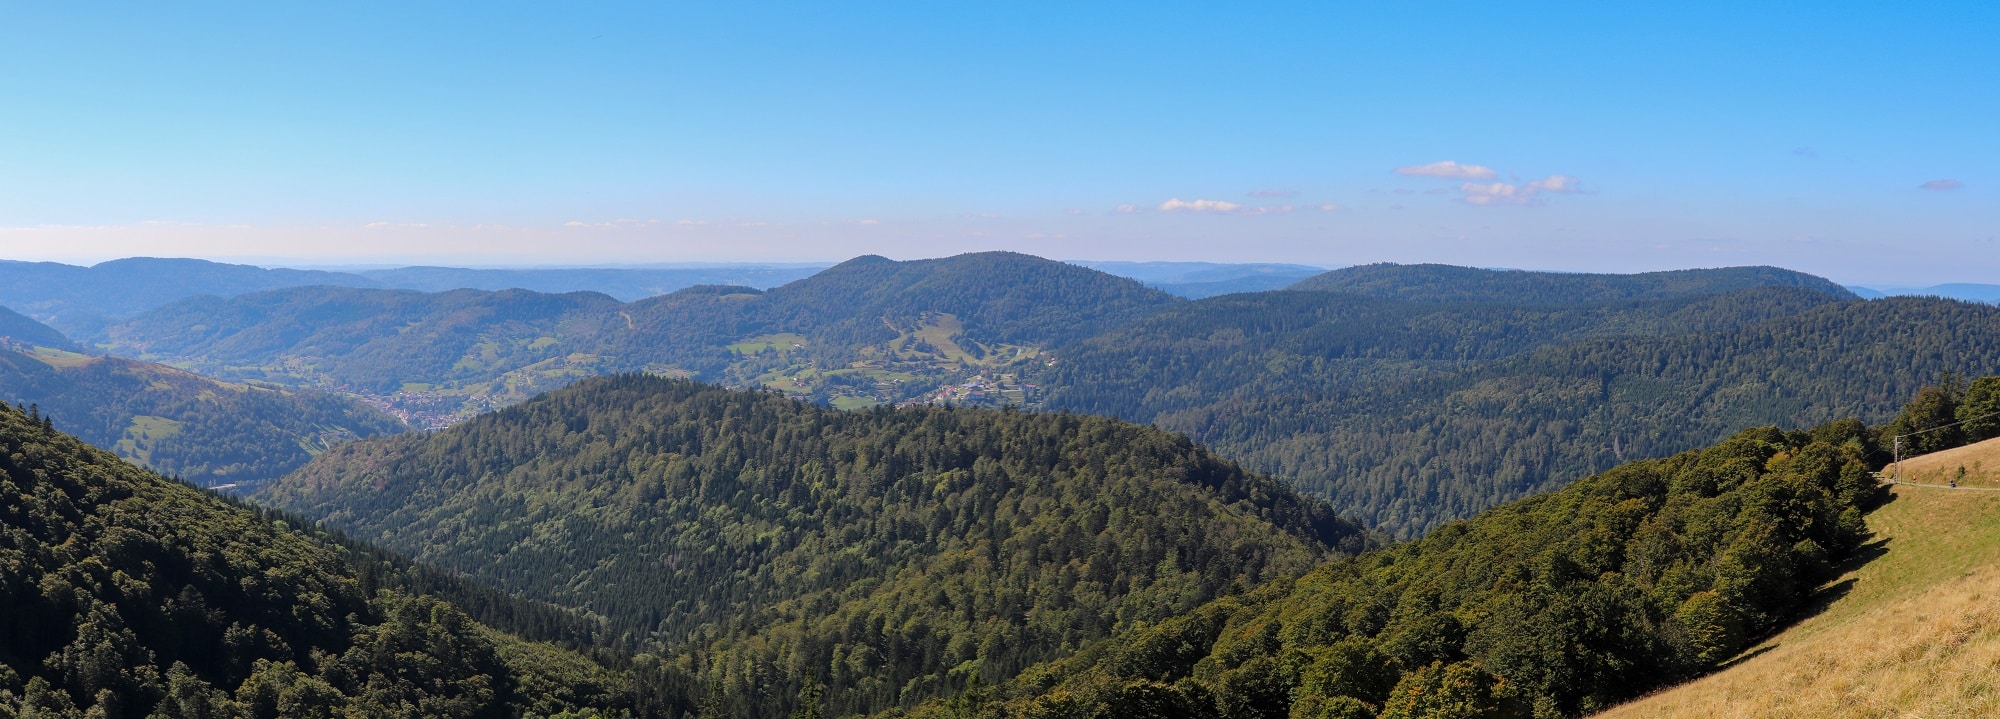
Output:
[{"xmin": 1598, "ymin": 436, "xmax": 2000, "ymax": 718}]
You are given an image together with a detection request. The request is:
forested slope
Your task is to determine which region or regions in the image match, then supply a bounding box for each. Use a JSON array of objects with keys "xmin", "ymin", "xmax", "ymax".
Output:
[
  {"xmin": 0, "ymin": 401, "xmax": 653, "ymax": 718},
  {"xmin": 0, "ymin": 306, "xmax": 79, "ymax": 352},
  {"xmin": 98, "ymin": 286, "xmax": 624, "ymax": 395},
  {"xmin": 1037, "ymin": 294, "xmax": 2000, "ymax": 536},
  {"xmin": 1288, "ymin": 263, "xmax": 1854, "ymax": 304},
  {"xmin": 891, "ymin": 414, "xmax": 1889, "ymax": 719},
  {"xmin": 257, "ymin": 375, "xmax": 1366, "ymax": 717},
  {"xmin": 0, "ymin": 349, "xmax": 405, "ymax": 487}
]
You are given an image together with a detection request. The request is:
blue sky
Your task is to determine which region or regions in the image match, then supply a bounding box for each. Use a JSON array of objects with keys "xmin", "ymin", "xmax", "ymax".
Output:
[{"xmin": 0, "ymin": 2, "xmax": 1993, "ymax": 283}]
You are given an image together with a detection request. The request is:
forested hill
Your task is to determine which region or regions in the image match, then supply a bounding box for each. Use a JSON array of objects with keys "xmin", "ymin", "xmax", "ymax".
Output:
[
  {"xmin": 895, "ymin": 413, "xmax": 1889, "ymax": 719},
  {"xmin": 734, "ymin": 251, "xmax": 1178, "ymax": 346},
  {"xmin": 1288, "ymin": 263, "xmax": 1855, "ymax": 304},
  {"xmin": 99, "ymin": 286, "xmax": 624, "ymax": 397},
  {"xmin": 92, "ymin": 252, "xmax": 1180, "ymax": 418},
  {"xmin": 258, "ymin": 375, "xmax": 1367, "ymax": 717},
  {"xmin": 1035, "ymin": 293, "xmax": 2000, "ymax": 536},
  {"xmin": 0, "ymin": 401, "xmax": 653, "ymax": 718},
  {"xmin": 606, "ymin": 251, "xmax": 1181, "ymax": 374},
  {"xmin": 0, "ymin": 349, "xmax": 405, "ymax": 486},
  {"xmin": 0, "ymin": 306, "xmax": 79, "ymax": 351},
  {"xmin": 0, "ymin": 258, "xmax": 378, "ymax": 335}
]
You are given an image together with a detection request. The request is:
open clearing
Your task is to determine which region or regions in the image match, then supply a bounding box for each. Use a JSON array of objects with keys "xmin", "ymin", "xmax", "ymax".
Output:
[{"xmin": 1596, "ymin": 435, "xmax": 2000, "ymax": 718}]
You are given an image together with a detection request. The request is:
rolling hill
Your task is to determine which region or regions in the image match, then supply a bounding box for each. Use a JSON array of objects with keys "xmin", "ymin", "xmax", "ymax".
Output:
[
  {"xmin": 255, "ymin": 375, "xmax": 1367, "ymax": 717},
  {"xmin": 0, "ymin": 400, "xmax": 652, "ymax": 718},
  {"xmin": 1596, "ymin": 435, "xmax": 2000, "ymax": 718},
  {"xmin": 1289, "ymin": 263, "xmax": 1856, "ymax": 304},
  {"xmin": 1034, "ymin": 293, "xmax": 2000, "ymax": 536},
  {"xmin": 97, "ymin": 285, "xmax": 624, "ymax": 406},
  {"xmin": 95, "ymin": 252, "xmax": 1181, "ymax": 421},
  {"xmin": 0, "ymin": 348, "xmax": 406, "ymax": 487},
  {"xmin": 354, "ymin": 264, "xmax": 830, "ymax": 301},
  {"xmin": 0, "ymin": 257, "xmax": 378, "ymax": 335}
]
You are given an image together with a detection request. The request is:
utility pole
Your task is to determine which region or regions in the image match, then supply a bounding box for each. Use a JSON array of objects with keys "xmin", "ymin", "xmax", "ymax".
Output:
[{"xmin": 1893, "ymin": 435, "xmax": 1902, "ymax": 482}]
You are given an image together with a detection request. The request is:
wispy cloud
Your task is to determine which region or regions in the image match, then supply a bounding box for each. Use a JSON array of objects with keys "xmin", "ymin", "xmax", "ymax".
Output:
[
  {"xmin": 1921, "ymin": 179, "xmax": 1963, "ymax": 191},
  {"xmin": 1155, "ymin": 198, "xmax": 1312, "ymax": 216},
  {"xmin": 1394, "ymin": 161, "xmax": 1497, "ymax": 180},
  {"xmin": 1247, "ymin": 188, "xmax": 1298, "ymax": 198},
  {"xmin": 1458, "ymin": 175, "xmax": 1583, "ymax": 206},
  {"xmin": 1159, "ymin": 198, "xmax": 1243, "ymax": 213}
]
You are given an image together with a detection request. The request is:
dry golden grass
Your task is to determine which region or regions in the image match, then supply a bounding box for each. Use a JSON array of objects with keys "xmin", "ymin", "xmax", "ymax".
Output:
[{"xmin": 1596, "ymin": 436, "xmax": 2000, "ymax": 718}]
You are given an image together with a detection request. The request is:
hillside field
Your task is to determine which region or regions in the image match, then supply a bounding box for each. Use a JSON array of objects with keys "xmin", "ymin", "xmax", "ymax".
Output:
[{"xmin": 1598, "ymin": 435, "xmax": 2000, "ymax": 718}]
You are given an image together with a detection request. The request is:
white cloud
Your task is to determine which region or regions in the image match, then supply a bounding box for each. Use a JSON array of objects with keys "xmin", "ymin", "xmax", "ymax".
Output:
[
  {"xmin": 1529, "ymin": 175, "xmax": 1581, "ymax": 193},
  {"xmin": 1128, "ymin": 198, "xmax": 1310, "ymax": 215},
  {"xmin": 1247, "ymin": 189, "xmax": 1298, "ymax": 198},
  {"xmin": 1159, "ymin": 198, "xmax": 1243, "ymax": 213},
  {"xmin": 1457, "ymin": 175, "xmax": 1584, "ymax": 206},
  {"xmin": 1317, "ymin": 203, "xmax": 1343, "ymax": 212},
  {"xmin": 1394, "ymin": 161, "xmax": 1498, "ymax": 180}
]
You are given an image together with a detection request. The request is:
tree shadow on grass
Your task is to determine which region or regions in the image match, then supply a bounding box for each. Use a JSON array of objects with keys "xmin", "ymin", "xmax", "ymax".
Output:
[{"xmin": 1712, "ymin": 531, "xmax": 1893, "ymax": 672}]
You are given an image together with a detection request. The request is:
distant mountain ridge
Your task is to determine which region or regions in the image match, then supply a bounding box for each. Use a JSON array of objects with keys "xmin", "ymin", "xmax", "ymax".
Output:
[
  {"xmin": 0, "ymin": 257, "xmax": 378, "ymax": 334},
  {"xmin": 93, "ymin": 252, "xmax": 1179, "ymax": 421},
  {"xmin": 353, "ymin": 264, "xmax": 830, "ymax": 301},
  {"xmin": 1846, "ymin": 282, "xmax": 2000, "ymax": 303},
  {"xmin": 1291, "ymin": 263, "xmax": 1856, "ymax": 304},
  {"xmin": 1073, "ymin": 260, "xmax": 1328, "ymax": 298},
  {"xmin": 0, "ymin": 257, "xmax": 835, "ymax": 334}
]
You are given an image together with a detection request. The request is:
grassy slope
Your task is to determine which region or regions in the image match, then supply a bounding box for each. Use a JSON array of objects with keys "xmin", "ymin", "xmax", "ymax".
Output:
[{"xmin": 1598, "ymin": 435, "xmax": 2000, "ymax": 718}]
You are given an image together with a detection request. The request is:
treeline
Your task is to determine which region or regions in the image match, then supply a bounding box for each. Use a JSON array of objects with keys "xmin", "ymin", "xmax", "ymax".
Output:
[
  {"xmin": 258, "ymin": 375, "xmax": 1369, "ymax": 717},
  {"xmin": 0, "ymin": 402, "xmax": 661, "ymax": 718},
  {"xmin": 879, "ymin": 379, "xmax": 1998, "ymax": 718},
  {"xmin": 1883, "ymin": 372, "xmax": 2000, "ymax": 454},
  {"xmin": 1036, "ymin": 294, "xmax": 2000, "ymax": 536}
]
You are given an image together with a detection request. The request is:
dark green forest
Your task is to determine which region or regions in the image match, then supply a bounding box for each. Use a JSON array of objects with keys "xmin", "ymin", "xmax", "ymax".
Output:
[
  {"xmin": 0, "ymin": 350, "xmax": 406, "ymax": 487},
  {"xmin": 257, "ymin": 375, "xmax": 1368, "ymax": 717},
  {"xmin": 880, "ymin": 411, "xmax": 1914, "ymax": 718},
  {"xmin": 1033, "ymin": 292, "xmax": 2000, "ymax": 536},
  {"xmin": 0, "ymin": 400, "xmax": 664, "ymax": 718}
]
